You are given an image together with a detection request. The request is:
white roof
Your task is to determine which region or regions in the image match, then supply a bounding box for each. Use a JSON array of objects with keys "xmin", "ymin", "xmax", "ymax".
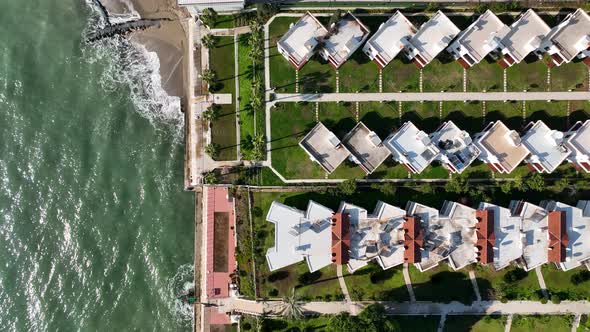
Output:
[
  {"xmin": 362, "ymin": 11, "xmax": 416, "ymax": 64},
  {"xmin": 323, "ymin": 13, "xmax": 369, "ymax": 65},
  {"xmin": 448, "ymin": 10, "xmax": 507, "ymax": 64},
  {"xmin": 549, "ymin": 201, "xmax": 590, "ymax": 271},
  {"xmin": 406, "ymin": 201, "xmax": 444, "ymax": 271},
  {"xmin": 385, "ymin": 121, "xmax": 440, "ymax": 173},
  {"xmin": 342, "ymin": 122, "xmax": 391, "ymax": 174},
  {"xmin": 440, "ymin": 201, "xmax": 478, "ymax": 270},
  {"xmin": 406, "ymin": 11, "xmax": 460, "ymax": 64},
  {"xmin": 522, "ymin": 121, "xmax": 570, "ymax": 173},
  {"xmin": 299, "ymin": 122, "xmax": 351, "ymax": 174},
  {"xmin": 278, "ymin": 13, "xmax": 328, "ymax": 64},
  {"xmin": 265, "ymin": 201, "xmax": 333, "ymax": 272},
  {"xmin": 430, "ymin": 121, "xmax": 480, "ymax": 173},
  {"xmin": 475, "ymin": 121, "xmax": 530, "ymax": 173},
  {"xmin": 512, "ymin": 201, "xmax": 548, "ymax": 271},
  {"xmin": 541, "ymin": 9, "xmax": 590, "ymax": 62},
  {"xmin": 479, "ymin": 202, "xmax": 522, "ymax": 271},
  {"xmin": 566, "ymin": 120, "xmax": 590, "ymax": 162},
  {"xmin": 495, "ymin": 9, "xmax": 550, "ymax": 64}
]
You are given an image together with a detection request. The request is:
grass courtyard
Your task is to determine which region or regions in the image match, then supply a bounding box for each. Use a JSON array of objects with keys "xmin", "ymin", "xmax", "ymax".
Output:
[
  {"xmin": 473, "ymin": 265, "xmax": 542, "ymax": 301},
  {"xmin": 444, "ymin": 315, "xmax": 506, "ymax": 332},
  {"xmin": 541, "ymin": 264, "xmax": 590, "ymax": 301},
  {"xmin": 209, "ymin": 36, "xmax": 237, "ymax": 160},
  {"xmin": 408, "ymin": 264, "xmax": 476, "ymax": 304},
  {"xmin": 343, "ymin": 264, "xmax": 409, "ymax": 301},
  {"xmin": 511, "ymin": 315, "xmax": 574, "ymax": 332}
]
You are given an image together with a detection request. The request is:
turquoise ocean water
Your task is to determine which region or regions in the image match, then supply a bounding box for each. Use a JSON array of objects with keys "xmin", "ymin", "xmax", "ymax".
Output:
[{"xmin": 0, "ymin": 1, "xmax": 194, "ymax": 330}]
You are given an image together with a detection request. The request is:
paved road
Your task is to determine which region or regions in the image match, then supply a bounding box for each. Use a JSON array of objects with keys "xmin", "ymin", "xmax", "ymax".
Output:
[
  {"xmin": 220, "ymin": 298, "xmax": 590, "ymax": 317},
  {"xmin": 273, "ymin": 91, "xmax": 590, "ymax": 103}
]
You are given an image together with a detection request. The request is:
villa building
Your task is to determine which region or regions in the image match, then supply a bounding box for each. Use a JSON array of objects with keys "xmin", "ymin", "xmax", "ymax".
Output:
[
  {"xmin": 439, "ymin": 201, "xmax": 478, "ymax": 270},
  {"xmin": 447, "ymin": 10, "xmax": 507, "ymax": 68},
  {"xmin": 406, "ymin": 201, "xmax": 442, "ymax": 271},
  {"xmin": 385, "ymin": 121, "xmax": 440, "ymax": 174},
  {"xmin": 265, "ymin": 201, "xmax": 334, "ymax": 272},
  {"xmin": 491, "ymin": 9, "xmax": 550, "ymax": 68},
  {"xmin": 404, "ymin": 11, "xmax": 460, "ymax": 68},
  {"xmin": 479, "ymin": 203, "xmax": 522, "ymax": 271},
  {"xmin": 539, "ymin": 8, "xmax": 590, "ymax": 68},
  {"xmin": 429, "ymin": 121, "xmax": 481, "ymax": 174},
  {"xmin": 342, "ymin": 122, "xmax": 391, "ymax": 174},
  {"xmin": 543, "ymin": 201, "xmax": 590, "ymax": 271},
  {"xmin": 564, "ymin": 120, "xmax": 590, "ymax": 173},
  {"xmin": 521, "ymin": 120, "xmax": 570, "ymax": 173},
  {"xmin": 319, "ymin": 12, "xmax": 370, "ymax": 68},
  {"xmin": 276, "ymin": 12, "xmax": 328, "ymax": 69},
  {"xmin": 362, "ymin": 11, "xmax": 417, "ymax": 68},
  {"xmin": 510, "ymin": 200, "xmax": 550, "ymax": 271},
  {"xmin": 474, "ymin": 121, "xmax": 530, "ymax": 173},
  {"xmin": 299, "ymin": 122, "xmax": 351, "ymax": 174}
]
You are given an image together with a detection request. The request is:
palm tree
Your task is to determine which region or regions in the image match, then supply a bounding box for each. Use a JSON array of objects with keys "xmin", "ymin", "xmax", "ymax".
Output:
[
  {"xmin": 200, "ymin": 8, "xmax": 218, "ymax": 27},
  {"xmin": 250, "ymin": 95, "xmax": 263, "ymax": 114},
  {"xmin": 205, "ymin": 143, "xmax": 220, "ymax": 159},
  {"xmin": 203, "ymin": 171, "xmax": 218, "ymax": 184},
  {"xmin": 201, "ymin": 69, "xmax": 217, "ymax": 90},
  {"xmin": 280, "ymin": 289, "xmax": 303, "ymax": 320},
  {"xmin": 251, "ymin": 133, "xmax": 266, "ymax": 161},
  {"xmin": 203, "ymin": 104, "xmax": 221, "ymax": 121},
  {"xmin": 201, "ymin": 34, "xmax": 217, "ymax": 49}
]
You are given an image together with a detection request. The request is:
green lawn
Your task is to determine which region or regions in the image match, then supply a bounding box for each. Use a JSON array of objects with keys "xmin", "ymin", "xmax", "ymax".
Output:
[
  {"xmin": 298, "ymin": 55, "xmax": 336, "ymax": 93},
  {"xmin": 212, "ymin": 15, "xmax": 235, "ymax": 29},
  {"xmin": 485, "ymin": 101, "xmax": 524, "ymax": 130},
  {"xmin": 344, "ymin": 264, "xmax": 409, "ymax": 301},
  {"xmin": 551, "ymin": 61, "xmax": 588, "ymax": 91},
  {"xmin": 511, "ymin": 315, "xmax": 574, "ymax": 332},
  {"xmin": 400, "ymin": 101, "xmax": 440, "ymax": 132},
  {"xmin": 525, "ymin": 101, "xmax": 569, "ymax": 131},
  {"xmin": 444, "ymin": 315, "xmax": 506, "ymax": 332},
  {"xmin": 541, "ymin": 265, "xmax": 590, "ymax": 301},
  {"xmin": 474, "ymin": 265, "xmax": 542, "ymax": 301},
  {"xmin": 507, "ymin": 56, "xmax": 548, "ymax": 92},
  {"xmin": 392, "ymin": 316, "xmax": 441, "ymax": 332},
  {"xmin": 268, "ymin": 17, "xmax": 298, "ymax": 93},
  {"xmin": 409, "ymin": 265, "xmax": 476, "ymax": 304},
  {"xmin": 210, "ymin": 104, "xmax": 238, "ymax": 160},
  {"xmin": 339, "ymin": 51, "xmax": 380, "ymax": 93},
  {"xmin": 570, "ymin": 101, "xmax": 590, "ymax": 124},
  {"xmin": 442, "ymin": 101, "xmax": 485, "ymax": 133},
  {"xmin": 422, "ymin": 55, "xmax": 464, "ymax": 92},
  {"xmin": 270, "ymin": 103, "xmax": 324, "ymax": 179},
  {"xmin": 359, "ymin": 101, "xmax": 400, "ymax": 138},
  {"xmin": 241, "ymin": 315, "xmax": 331, "ymax": 332},
  {"xmin": 382, "ymin": 57, "xmax": 421, "ymax": 92},
  {"xmin": 468, "ymin": 58, "xmax": 504, "ymax": 92}
]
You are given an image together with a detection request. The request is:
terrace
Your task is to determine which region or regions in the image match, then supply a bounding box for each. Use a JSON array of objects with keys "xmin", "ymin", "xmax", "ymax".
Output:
[
  {"xmin": 540, "ymin": 8, "xmax": 590, "ymax": 67},
  {"xmin": 494, "ymin": 9, "xmax": 550, "ymax": 68},
  {"xmin": 474, "ymin": 121, "xmax": 530, "ymax": 174},
  {"xmin": 447, "ymin": 10, "xmax": 507, "ymax": 68},
  {"xmin": 319, "ymin": 12, "xmax": 370, "ymax": 69},
  {"xmin": 404, "ymin": 10, "xmax": 460, "ymax": 68},
  {"xmin": 299, "ymin": 122, "xmax": 351, "ymax": 174},
  {"xmin": 342, "ymin": 122, "xmax": 391, "ymax": 174},
  {"xmin": 510, "ymin": 201, "xmax": 549, "ymax": 271},
  {"xmin": 385, "ymin": 121, "xmax": 440, "ymax": 174},
  {"xmin": 521, "ymin": 120, "xmax": 570, "ymax": 173},
  {"xmin": 564, "ymin": 120, "xmax": 590, "ymax": 173},
  {"xmin": 362, "ymin": 11, "xmax": 417, "ymax": 69},
  {"xmin": 430, "ymin": 121, "xmax": 481, "ymax": 174},
  {"xmin": 439, "ymin": 201, "xmax": 478, "ymax": 270},
  {"xmin": 544, "ymin": 201, "xmax": 590, "ymax": 271},
  {"xmin": 277, "ymin": 12, "xmax": 328, "ymax": 69},
  {"xmin": 479, "ymin": 203, "xmax": 522, "ymax": 271},
  {"xmin": 265, "ymin": 201, "xmax": 334, "ymax": 272}
]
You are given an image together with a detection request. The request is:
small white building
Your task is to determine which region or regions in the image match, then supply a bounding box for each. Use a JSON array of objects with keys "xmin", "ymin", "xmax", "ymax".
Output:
[
  {"xmin": 265, "ymin": 201, "xmax": 334, "ymax": 272},
  {"xmin": 439, "ymin": 201, "xmax": 478, "ymax": 271},
  {"xmin": 491, "ymin": 9, "xmax": 550, "ymax": 68},
  {"xmin": 342, "ymin": 122, "xmax": 391, "ymax": 174},
  {"xmin": 478, "ymin": 202, "xmax": 522, "ymax": 271},
  {"xmin": 539, "ymin": 8, "xmax": 590, "ymax": 67},
  {"xmin": 406, "ymin": 201, "xmax": 443, "ymax": 272},
  {"xmin": 277, "ymin": 12, "xmax": 329, "ymax": 69},
  {"xmin": 319, "ymin": 12, "xmax": 370, "ymax": 69},
  {"xmin": 178, "ymin": 0, "xmax": 245, "ymax": 15},
  {"xmin": 362, "ymin": 11, "xmax": 417, "ymax": 69},
  {"xmin": 521, "ymin": 120, "xmax": 570, "ymax": 173},
  {"xmin": 509, "ymin": 201, "xmax": 549, "ymax": 271},
  {"xmin": 430, "ymin": 121, "xmax": 481, "ymax": 174},
  {"xmin": 447, "ymin": 10, "xmax": 507, "ymax": 68},
  {"xmin": 385, "ymin": 121, "xmax": 440, "ymax": 174},
  {"xmin": 473, "ymin": 121, "xmax": 530, "ymax": 174},
  {"xmin": 564, "ymin": 120, "xmax": 590, "ymax": 173},
  {"xmin": 404, "ymin": 11, "xmax": 460, "ymax": 68},
  {"xmin": 299, "ymin": 122, "xmax": 351, "ymax": 174}
]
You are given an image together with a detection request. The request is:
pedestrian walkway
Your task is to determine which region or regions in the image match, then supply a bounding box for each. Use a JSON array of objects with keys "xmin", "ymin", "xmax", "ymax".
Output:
[
  {"xmin": 336, "ymin": 265, "xmax": 352, "ymax": 303},
  {"xmin": 469, "ymin": 270, "xmax": 482, "ymax": 301},
  {"xmin": 402, "ymin": 264, "xmax": 416, "ymax": 302},
  {"xmin": 535, "ymin": 266, "xmax": 549, "ymax": 299},
  {"xmin": 273, "ymin": 91, "xmax": 590, "ymax": 103},
  {"xmin": 505, "ymin": 314, "xmax": 513, "ymax": 332}
]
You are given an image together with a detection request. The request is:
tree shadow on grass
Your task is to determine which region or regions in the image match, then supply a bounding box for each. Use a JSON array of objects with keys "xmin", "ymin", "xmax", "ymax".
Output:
[
  {"xmin": 570, "ymin": 109, "xmax": 590, "ymax": 124},
  {"xmin": 401, "ymin": 111, "xmax": 441, "ymax": 132},
  {"xmin": 324, "ymin": 117, "xmax": 357, "ymax": 138},
  {"xmin": 360, "ymin": 111, "xmax": 398, "ymax": 138}
]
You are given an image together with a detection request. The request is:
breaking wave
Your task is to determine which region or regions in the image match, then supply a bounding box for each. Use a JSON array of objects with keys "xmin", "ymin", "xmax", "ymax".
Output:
[
  {"xmin": 82, "ymin": 1, "xmax": 184, "ymax": 142},
  {"xmin": 167, "ymin": 263, "xmax": 195, "ymax": 326}
]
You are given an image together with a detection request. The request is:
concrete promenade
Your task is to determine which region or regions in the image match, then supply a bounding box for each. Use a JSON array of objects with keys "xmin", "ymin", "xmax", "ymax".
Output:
[{"xmin": 273, "ymin": 91, "xmax": 590, "ymax": 103}]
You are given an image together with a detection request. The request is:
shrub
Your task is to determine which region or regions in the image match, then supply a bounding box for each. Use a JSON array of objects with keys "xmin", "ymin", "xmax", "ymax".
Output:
[
  {"xmin": 252, "ymin": 206, "xmax": 263, "ymax": 218},
  {"xmin": 571, "ymin": 270, "xmax": 590, "ymax": 285},
  {"xmin": 268, "ymin": 270, "xmax": 289, "ymax": 282},
  {"xmin": 268, "ymin": 288, "xmax": 279, "ymax": 297},
  {"xmin": 298, "ymin": 271, "xmax": 322, "ymax": 285},
  {"xmin": 540, "ymin": 298, "xmax": 548, "ymax": 304},
  {"xmin": 243, "ymin": 322, "xmax": 252, "ymax": 330},
  {"xmin": 504, "ymin": 268, "xmax": 527, "ymax": 283},
  {"xmin": 551, "ymin": 294, "xmax": 561, "ymax": 304},
  {"xmin": 500, "ymin": 297, "xmax": 508, "ymax": 303}
]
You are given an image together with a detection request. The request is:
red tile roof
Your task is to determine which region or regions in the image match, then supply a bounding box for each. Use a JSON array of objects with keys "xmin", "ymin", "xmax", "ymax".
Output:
[
  {"xmin": 548, "ymin": 210, "xmax": 568, "ymax": 263},
  {"xmin": 403, "ymin": 216, "xmax": 423, "ymax": 263},
  {"xmin": 331, "ymin": 213, "xmax": 350, "ymax": 265},
  {"xmin": 475, "ymin": 209, "xmax": 495, "ymax": 264}
]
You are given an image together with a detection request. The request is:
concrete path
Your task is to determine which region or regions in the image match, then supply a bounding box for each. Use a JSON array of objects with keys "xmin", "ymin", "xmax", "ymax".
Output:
[
  {"xmin": 336, "ymin": 265, "xmax": 352, "ymax": 303},
  {"xmin": 505, "ymin": 314, "xmax": 513, "ymax": 332},
  {"xmin": 535, "ymin": 266, "xmax": 549, "ymax": 300},
  {"xmin": 273, "ymin": 91, "xmax": 590, "ymax": 103},
  {"xmin": 573, "ymin": 314, "xmax": 582, "ymax": 332},
  {"xmin": 402, "ymin": 264, "xmax": 416, "ymax": 302},
  {"xmin": 469, "ymin": 270, "xmax": 482, "ymax": 302},
  {"xmin": 210, "ymin": 26, "xmax": 251, "ymax": 36},
  {"xmin": 220, "ymin": 298, "xmax": 590, "ymax": 317},
  {"xmin": 438, "ymin": 314, "xmax": 446, "ymax": 332}
]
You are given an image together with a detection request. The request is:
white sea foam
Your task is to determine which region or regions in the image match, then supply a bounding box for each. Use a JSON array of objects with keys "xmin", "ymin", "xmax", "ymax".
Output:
[
  {"xmin": 167, "ymin": 263, "xmax": 195, "ymax": 326},
  {"xmin": 83, "ymin": 1, "xmax": 184, "ymax": 143}
]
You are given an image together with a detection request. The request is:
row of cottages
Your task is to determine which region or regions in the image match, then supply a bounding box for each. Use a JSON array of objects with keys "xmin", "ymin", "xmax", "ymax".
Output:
[
  {"xmin": 278, "ymin": 9, "xmax": 590, "ymax": 70},
  {"xmin": 299, "ymin": 119, "xmax": 590, "ymax": 175},
  {"xmin": 265, "ymin": 199, "xmax": 590, "ymax": 274}
]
